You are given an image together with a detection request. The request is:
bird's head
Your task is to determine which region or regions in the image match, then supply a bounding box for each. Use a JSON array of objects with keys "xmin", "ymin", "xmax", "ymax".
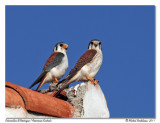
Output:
[
  {"xmin": 88, "ymin": 39, "xmax": 102, "ymax": 51},
  {"xmin": 54, "ymin": 42, "xmax": 68, "ymax": 53}
]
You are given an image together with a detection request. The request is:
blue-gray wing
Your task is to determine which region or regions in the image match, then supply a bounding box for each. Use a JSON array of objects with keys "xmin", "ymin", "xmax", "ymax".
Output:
[
  {"xmin": 29, "ymin": 52, "xmax": 64, "ymax": 89},
  {"xmin": 43, "ymin": 53, "xmax": 64, "ymax": 72}
]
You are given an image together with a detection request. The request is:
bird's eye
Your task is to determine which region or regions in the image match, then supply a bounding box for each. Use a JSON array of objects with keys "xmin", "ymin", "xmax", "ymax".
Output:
[
  {"xmin": 60, "ymin": 44, "xmax": 63, "ymax": 47},
  {"xmin": 90, "ymin": 42, "xmax": 94, "ymax": 45},
  {"xmin": 99, "ymin": 42, "xmax": 101, "ymax": 45}
]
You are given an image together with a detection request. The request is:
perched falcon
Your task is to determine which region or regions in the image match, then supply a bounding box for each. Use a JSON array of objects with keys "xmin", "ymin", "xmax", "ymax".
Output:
[
  {"xmin": 54, "ymin": 39, "xmax": 102, "ymax": 97},
  {"xmin": 29, "ymin": 42, "xmax": 69, "ymax": 91}
]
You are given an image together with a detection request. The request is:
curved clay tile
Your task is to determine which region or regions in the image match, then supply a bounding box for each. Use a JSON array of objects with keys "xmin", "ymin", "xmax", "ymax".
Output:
[
  {"xmin": 5, "ymin": 81, "xmax": 75, "ymax": 118},
  {"xmin": 5, "ymin": 87, "xmax": 25, "ymax": 108}
]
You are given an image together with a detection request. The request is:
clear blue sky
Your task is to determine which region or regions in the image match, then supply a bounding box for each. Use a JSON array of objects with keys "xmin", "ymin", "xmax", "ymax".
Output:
[{"xmin": 5, "ymin": 6, "xmax": 155, "ymax": 118}]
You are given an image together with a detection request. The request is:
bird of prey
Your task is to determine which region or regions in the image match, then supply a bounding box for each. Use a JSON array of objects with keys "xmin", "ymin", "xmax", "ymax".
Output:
[
  {"xmin": 54, "ymin": 39, "xmax": 102, "ymax": 97},
  {"xmin": 29, "ymin": 42, "xmax": 69, "ymax": 91}
]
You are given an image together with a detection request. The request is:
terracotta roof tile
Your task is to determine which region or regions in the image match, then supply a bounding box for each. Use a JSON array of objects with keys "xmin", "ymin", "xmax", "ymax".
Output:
[
  {"xmin": 5, "ymin": 87, "xmax": 25, "ymax": 108},
  {"xmin": 5, "ymin": 81, "xmax": 75, "ymax": 118}
]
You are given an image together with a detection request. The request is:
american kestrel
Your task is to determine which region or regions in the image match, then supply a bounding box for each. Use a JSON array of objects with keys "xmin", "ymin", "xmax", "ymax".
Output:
[
  {"xmin": 54, "ymin": 39, "xmax": 102, "ymax": 97},
  {"xmin": 29, "ymin": 42, "xmax": 69, "ymax": 91}
]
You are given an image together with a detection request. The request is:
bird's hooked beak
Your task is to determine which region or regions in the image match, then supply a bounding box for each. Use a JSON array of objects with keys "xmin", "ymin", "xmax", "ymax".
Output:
[
  {"xmin": 94, "ymin": 42, "xmax": 99, "ymax": 47},
  {"xmin": 63, "ymin": 44, "xmax": 68, "ymax": 50}
]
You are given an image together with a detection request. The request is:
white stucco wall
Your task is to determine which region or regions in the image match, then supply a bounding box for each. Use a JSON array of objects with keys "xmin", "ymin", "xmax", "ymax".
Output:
[{"xmin": 82, "ymin": 83, "xmax": 110, "ymax": 118}]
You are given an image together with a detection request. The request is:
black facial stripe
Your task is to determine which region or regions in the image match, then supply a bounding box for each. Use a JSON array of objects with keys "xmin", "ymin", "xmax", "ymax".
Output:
[
  {"xmin": 100, "ymin": 44, "xmax": 102, "ymax": 50},
  {"xmin": 88, "ymin": 42, "xmax": 92, "ymax": 49},
  {"xmin": 55, "ymin": 46, "xmax": 58, "ymax": 50},
  {"xmin": 91, "ymin": 42, "xmax": 94, "ymax": 49}
]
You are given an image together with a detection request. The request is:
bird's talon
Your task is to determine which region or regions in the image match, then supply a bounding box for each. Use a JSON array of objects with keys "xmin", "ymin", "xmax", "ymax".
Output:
[
  {"xmin": 52, "ymin": 80, "xmax": 59, "ymax": 83},
  {"xmin": 94, "ymin": 80, "xmax": 99, "ymax": 86},
  {"xmin": 95, "ymin": 79, "xmax": 99, "ymax": 83},
  {"xmin": 52, "ymin": 77, "xmax": 59, "ymax": 83}
]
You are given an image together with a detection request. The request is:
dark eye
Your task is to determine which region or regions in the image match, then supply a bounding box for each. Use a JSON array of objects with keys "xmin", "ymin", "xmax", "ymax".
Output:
[
  {"xmin": 99, "ymin": 42, "xmax": 101, "ymax": 45},
  {"xmin": 60, "ymin": 44, "xmax": 63, "ymax": 47},
  {"xmin": 90, "ymin": 42, "xmax": 94, "ymax": 45}
]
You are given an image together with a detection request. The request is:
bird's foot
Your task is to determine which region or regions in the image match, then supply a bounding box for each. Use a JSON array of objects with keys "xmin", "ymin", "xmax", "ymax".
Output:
[
  {"xmin": 52, "ymin": 77, "xmax": 59, "ymax": 83},
  {"xmin": 85, "ymin": 76, "xmax": 98, "ymax": 85},
  {"xmin": 89, "ymin": 78, "xmax": 99, "ymax": 86},
  {"xmin": 85, "ymin": 76, "xmax": 93, "ymax": 82},
  {"xmin": 52, "ymin": 80, "xmax": 59, "ymax": 83},
  {"xmin": 93, "ymin": 79, "xmax": 99, "ymax": 85}
]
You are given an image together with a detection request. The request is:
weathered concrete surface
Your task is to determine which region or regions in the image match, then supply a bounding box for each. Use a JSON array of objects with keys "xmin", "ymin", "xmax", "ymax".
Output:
[
  {"xmin": 65, "ymin": 83, "xmax": 87, "ymax": 117},
  {"xmin": 40, "ymin": 83, "xmax": 63, "ymax": 93}
]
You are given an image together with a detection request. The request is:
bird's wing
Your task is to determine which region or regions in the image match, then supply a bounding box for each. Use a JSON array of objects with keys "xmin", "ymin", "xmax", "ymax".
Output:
[
  {"xmin": 55, "ymin": 49, "xmax": 97, "ymax": 96},
  {"xmin": 29, "ymin": 52, "xmax": 64, "ymax": 89},
  {"xmin": 43, "ymin": 52, "xmax": 64, "ymax": 72},
  {"xmin": 68, "ymin": 49, "xmax": 97, "ymax": 79}
]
